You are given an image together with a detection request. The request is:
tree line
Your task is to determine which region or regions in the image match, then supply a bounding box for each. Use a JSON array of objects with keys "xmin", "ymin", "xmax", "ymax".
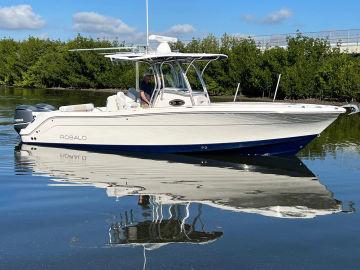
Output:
[{"xmin": 0, "ymin": 34, "xmax": 359, "ymax": 100}]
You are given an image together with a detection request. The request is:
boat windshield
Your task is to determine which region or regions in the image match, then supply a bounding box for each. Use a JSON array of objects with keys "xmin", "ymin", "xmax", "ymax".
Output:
[
  {"xmin": 158, "ymin": 61, "xmax": 208, "ymax": 92},
  {"xmin": 160, "ymin": 63, "xmax": 187, "ymax": 91},
  {"xmin": 147, "ymin": 59, "xmax": 211, "ymax": 106}
]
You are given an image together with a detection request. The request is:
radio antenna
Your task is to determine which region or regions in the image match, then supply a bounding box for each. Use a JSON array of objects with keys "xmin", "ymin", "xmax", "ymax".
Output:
[{"xmin": 146, "ymin": 0, "xmax": 149, "ymax": 49}]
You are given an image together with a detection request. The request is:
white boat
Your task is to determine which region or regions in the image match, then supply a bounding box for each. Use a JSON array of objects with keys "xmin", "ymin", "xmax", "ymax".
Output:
[
  {"xmin": 16, "ymin": 145, "xmax": 346, "ymax": 219},
  {"xmin": 14, "ymin": 35, "xmax": 347, "ymax": 155}
]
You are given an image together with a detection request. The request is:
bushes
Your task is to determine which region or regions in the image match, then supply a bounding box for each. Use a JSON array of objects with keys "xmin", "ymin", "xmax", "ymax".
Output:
[
  {"xmin": 0, "ymin": 34, "xmax": 359, "ymax": 100},
  {"xmin": 0, "ymin": 35, "xmax": 136, "ymax": 89},
  {"xmin": 173, "ymin": 34, "xmax": 360, "ymax": 100}
]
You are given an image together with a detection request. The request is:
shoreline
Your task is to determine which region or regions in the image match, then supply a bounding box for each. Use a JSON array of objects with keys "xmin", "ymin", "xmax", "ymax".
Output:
[{"xmin": 1, "ymin": 86, "xmax": 355, "ymax": 106}]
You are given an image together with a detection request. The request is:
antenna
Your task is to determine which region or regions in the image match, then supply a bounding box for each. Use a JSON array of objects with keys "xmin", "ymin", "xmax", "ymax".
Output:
[{"xmin": 146, "ymin": 0, "xmax": 149, "ymax": 49}]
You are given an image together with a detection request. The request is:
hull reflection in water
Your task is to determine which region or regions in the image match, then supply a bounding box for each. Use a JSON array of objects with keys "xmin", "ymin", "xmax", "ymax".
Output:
[{"xmin": 15, "ymin": 144, "xmax": 344, "ymax": 220}]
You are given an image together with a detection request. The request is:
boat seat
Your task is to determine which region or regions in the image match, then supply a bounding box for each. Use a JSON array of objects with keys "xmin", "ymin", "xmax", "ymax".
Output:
[
  {"xmin": 116, "ymin": 92, "xmax": 127, "ymax": 110},
  {"xmin": 59, "ymin": 103, "xmax": 94, "ymax": 112},
  {"xmin": 119, "ymin": 91, "xmax": 140, "ymax": 109},
  {"xmin": 106, "ymin": 91, "xmax": 140, "ymax": 112},
  {"xmin": 106, "ymin": 95, "xmax": 118, "ymax": 112}
]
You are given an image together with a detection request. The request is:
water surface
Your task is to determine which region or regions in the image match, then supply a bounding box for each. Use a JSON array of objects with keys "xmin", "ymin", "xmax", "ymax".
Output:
[{"xmin": 1, "ymin": 87, "xmax": 360, "ymax": 270}]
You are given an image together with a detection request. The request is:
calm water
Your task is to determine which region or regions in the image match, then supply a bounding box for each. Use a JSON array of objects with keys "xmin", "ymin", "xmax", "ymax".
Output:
[{"xmin": 1, "ymin": 87, "xmax": 360, "ymax": 270}]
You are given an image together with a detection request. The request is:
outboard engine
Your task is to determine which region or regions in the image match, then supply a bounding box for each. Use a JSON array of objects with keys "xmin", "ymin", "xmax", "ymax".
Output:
[{"xmin": 14, "ymin": 103, "xmax": 56, "ymax": 134}]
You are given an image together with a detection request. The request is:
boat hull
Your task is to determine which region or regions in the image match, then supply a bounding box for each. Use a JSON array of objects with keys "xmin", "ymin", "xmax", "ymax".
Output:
[
  {"xmin": 25, "ymin": 134, "xmax": 317, "ymax": 155},
  {"xmin": 19, "ymin": 103, "xmax": 342, "ymax": 155}
]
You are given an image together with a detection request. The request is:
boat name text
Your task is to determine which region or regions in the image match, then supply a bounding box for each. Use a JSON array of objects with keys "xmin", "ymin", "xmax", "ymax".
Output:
[{"xmin": 60, "ymin": 135, "xmax": 87, "ymax": 141}]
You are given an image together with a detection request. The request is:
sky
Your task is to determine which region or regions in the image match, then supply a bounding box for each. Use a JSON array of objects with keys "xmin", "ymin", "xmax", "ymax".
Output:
[{"xmin": 0, "ymin": 0, "xmax": 359, "ymax": 43}]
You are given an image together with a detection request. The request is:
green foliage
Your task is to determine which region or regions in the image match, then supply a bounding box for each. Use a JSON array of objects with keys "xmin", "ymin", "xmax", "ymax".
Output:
[
  {"xmin": 299, "ymin": 114, "xmax": 360, "ymax": 159},
  {"xmin": 0, "ymin": 34, "xmax": 359, "ymax": 101},
  {"xmin": 0, "ymin": 38, "xmax": 20, "ymax": 85},
  {"xmin": 0, "ymin": 35, "xmax": 136, "ymax": 90}
]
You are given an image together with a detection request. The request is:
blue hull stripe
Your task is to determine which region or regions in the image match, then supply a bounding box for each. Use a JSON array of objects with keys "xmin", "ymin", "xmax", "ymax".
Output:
[{"xmin": 25, "ymin": 135, "xmax": 317, "ymax": 156}]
